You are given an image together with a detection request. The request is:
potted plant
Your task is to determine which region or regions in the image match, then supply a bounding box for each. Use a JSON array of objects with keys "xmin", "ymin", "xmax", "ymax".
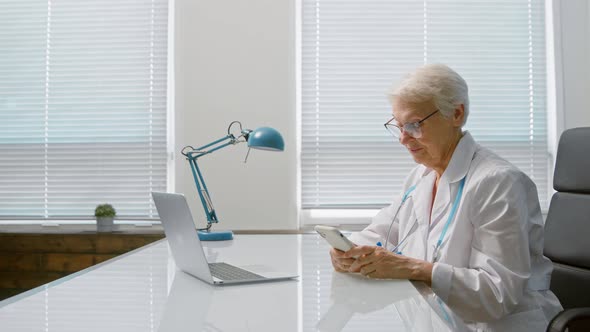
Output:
[{"xmin": 95, "ymin": 203, "xmax": 116, "ymax": 232}]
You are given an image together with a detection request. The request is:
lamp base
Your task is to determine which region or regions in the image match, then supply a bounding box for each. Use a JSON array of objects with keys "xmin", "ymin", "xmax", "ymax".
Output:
[{"xmin": 197, "ymin": 230, "xmax": 234, "ymax": 241}]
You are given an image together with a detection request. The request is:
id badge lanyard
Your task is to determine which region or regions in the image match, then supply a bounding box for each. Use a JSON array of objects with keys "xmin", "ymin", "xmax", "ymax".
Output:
[{"xmin": 378, "ymin": 176, "xmax": 466, "ymax": 263}]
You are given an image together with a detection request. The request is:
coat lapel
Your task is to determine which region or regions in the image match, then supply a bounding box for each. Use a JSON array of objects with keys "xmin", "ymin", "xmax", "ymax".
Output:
[
  {"xmin": 430, "ymin": 131, "xmax": 477, "ymax": 229},
  {"xmin": 411, "ymin": 171, "xmax": 436, "ymax": 227}
]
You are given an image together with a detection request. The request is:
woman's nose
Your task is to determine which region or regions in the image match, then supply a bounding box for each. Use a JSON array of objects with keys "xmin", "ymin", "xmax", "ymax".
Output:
[{"xmin": 399, "ymin": 130, "xmax": 413, "ymax": 144}]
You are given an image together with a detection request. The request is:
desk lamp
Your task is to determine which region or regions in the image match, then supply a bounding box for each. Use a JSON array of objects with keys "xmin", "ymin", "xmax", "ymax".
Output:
[{"xmin": 181, "ymin": 121, "xmax": 284, "ymax": 241}]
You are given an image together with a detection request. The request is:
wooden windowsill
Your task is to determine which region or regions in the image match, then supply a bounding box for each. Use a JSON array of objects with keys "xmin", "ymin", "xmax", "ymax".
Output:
[
  {"xmin": 0, "ymin": 224, "xmax": 367, "ymax": 235},
  {"xmin": 0, "ymin": 224, "xmax": 165, "ymax": 234}
]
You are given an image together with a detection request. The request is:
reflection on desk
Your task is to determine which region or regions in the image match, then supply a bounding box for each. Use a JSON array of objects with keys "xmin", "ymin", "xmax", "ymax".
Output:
[
  {"xmin": 316, "ymin": 273, "xmax": 448, "ymax": 332},
  {"xmin": 0, "ymin": 240, "xmax": 169, "ymax": 331},
  {"xmin": 0, "ymin": 234, "xmax": 464, "ymax": 332},
  {"xmin": 158, "ymin": 269, "xmax": 299, "ymax": 331}
]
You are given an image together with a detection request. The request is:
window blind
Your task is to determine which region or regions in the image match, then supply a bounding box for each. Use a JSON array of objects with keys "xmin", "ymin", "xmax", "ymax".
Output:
[
  {"xmin": 0, "ymin": 0, "xmax": 169, "ymax": 219},
  {"xmin": 302, "ymin": 0, "xmax": 549, "ymax": 210}
]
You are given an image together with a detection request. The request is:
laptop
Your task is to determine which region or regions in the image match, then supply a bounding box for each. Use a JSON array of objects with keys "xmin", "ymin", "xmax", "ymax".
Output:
[{"xmin": 152, "ymin": 192, "xmax": 298, "ymax": 285}]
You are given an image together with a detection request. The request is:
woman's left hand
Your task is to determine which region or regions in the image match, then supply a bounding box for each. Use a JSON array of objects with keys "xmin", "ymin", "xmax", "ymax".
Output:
[{"xmin": 343, "ymin": 245, "xmax": 433, "ymax": 285}]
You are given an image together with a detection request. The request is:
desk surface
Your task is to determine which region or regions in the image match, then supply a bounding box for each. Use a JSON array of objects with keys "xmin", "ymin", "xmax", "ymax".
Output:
[{"xmin": 0, "ymin": 234, "xmax": 466, "ymax": 332}]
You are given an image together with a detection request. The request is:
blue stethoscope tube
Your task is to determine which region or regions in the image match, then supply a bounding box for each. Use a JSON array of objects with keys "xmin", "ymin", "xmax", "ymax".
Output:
[{"xmin": 378, "ymin": 176, "xmax": 466, "ymax": 263}]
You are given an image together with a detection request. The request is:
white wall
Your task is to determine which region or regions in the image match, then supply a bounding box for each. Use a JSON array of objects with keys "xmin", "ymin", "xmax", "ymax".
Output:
[
  {"xmin": 174, "ymin": 0, "xmax": 298, "ymax": 230},
  {"xmin": 173, "ymin": 0, "xmax": 589, "ymax": 230},
  {"xmin": 556, "ymin": 0, "xmax": 590, "ymax": 130}
]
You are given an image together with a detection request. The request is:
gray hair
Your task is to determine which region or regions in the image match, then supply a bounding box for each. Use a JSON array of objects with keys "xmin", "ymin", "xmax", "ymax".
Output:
[{"xmin": 387, "ymin": 64, "xmax": 469, "ymax": 126}]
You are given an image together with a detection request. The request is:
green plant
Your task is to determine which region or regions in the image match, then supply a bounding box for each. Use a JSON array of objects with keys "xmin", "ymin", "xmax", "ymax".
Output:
[{"xmin": 94, "ymin": 204, "xmax": 116, "ymax": 218}]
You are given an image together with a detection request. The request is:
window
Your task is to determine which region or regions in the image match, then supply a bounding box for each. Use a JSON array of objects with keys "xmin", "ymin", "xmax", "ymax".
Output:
[
  {"xmin": 0, "ymin": 0, "xmax": 169, "ymax": 220},
  {"xmin": 301, "ymin": 0, "xmax": 549, "ymax": 221}
]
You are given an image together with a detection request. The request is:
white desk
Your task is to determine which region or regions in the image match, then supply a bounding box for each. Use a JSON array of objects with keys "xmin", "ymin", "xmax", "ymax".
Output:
[{"xmin": 0, "ymin": 234, "xmax": 467, "ymax": 331}]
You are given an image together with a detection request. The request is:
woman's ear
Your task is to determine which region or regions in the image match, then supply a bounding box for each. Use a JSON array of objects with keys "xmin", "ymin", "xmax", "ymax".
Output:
[{"xmin": 453, "ymin": 104, "xmax": 465, "ymax": 127}]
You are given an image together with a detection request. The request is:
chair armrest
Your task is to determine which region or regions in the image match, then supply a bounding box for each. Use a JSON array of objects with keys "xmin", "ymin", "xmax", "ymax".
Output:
[{"xmin": 547, "ymin": 308, "xmax": 590, "ymax": 332}]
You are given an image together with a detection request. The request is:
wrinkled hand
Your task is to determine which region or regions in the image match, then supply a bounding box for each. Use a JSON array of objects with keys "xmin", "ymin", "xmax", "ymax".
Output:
[
  {"xmin": 329, "ymin": 248, "xmax": 360, "ymax": 272},
  {"xmin": 343, "ymin": 246, "xmax": 433, "ymax": 284}
]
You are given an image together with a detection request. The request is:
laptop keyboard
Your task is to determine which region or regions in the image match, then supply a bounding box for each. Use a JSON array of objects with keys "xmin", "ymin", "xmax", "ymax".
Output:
[{"xmin": 208, "ymin": 262, "xmax": 266, "ymax": 281}]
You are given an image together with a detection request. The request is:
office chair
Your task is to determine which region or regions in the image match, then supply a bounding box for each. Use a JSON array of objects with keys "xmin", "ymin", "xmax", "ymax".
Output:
[{"xmin": 544, "ymin": 127, "xmax": 590, "ymax": 332}]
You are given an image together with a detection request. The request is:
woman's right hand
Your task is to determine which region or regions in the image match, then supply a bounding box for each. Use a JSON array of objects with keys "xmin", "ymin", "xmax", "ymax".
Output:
[{"xmin": 330, "ymin": 247, "xmax": 358, "ymax": 272}]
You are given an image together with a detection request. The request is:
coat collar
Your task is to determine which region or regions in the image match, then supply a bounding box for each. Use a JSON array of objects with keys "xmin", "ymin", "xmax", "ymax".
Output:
[
  {"xmin": 409, "ymin": 131, "xmax": 477, "ymax": 183},
  {"xmin": 440, "ymin": 131, "xmax": 477, "ymax": 184},
  {"xmin": 410, "ymin": 131, "xmax": 477, "ymax": 226}
]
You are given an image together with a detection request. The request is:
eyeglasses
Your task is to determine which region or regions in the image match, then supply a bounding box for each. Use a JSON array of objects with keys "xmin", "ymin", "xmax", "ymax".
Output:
[{"xmin": 384, "ymin": 109, "xmax": 439, "ymax": 139}]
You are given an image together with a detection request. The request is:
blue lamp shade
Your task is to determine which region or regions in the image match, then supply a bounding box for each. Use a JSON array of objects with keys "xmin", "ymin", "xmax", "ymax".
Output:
[{"xmin": 247, "ymin": 127, "xmax": 285, "ymax": 151}]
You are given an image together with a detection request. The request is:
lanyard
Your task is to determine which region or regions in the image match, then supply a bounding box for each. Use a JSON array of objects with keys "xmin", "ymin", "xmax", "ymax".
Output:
[
  {"xmin": 380, "ymin": 176, "xmax": 466, "ymax": 262},
  {"xmin": 401, "ymin": 184, "xmax": 417, "ymax": 202},
  {"xmin": 431, "ymin": 176, "xmax": 466, "ymax": 262}
]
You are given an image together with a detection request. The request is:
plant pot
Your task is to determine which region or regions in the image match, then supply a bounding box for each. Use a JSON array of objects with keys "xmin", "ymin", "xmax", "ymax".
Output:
[{"xmin": 96, "ymin": 217, "xmax": 114, "ymax": 232}]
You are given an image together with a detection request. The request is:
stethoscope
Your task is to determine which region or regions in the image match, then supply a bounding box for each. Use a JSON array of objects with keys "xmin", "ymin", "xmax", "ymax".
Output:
[{"xmin": 379, "ymin": 176, "xmax": 466, "ymax": 263}]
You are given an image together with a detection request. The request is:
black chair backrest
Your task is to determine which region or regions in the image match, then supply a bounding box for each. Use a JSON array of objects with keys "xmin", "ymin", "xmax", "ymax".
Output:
[{"xmin": 544, "ymin": 127, "xmax": 590, "ymax": 309}]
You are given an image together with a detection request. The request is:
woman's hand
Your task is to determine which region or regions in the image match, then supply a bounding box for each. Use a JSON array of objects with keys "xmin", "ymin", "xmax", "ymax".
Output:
[
  {"xmin": 329, "ymin": 248, "xmax": 359, "ymax": 272},
  {"xmin": 343, "ymin": 246, "xmax": 434, "ymax": 285}
]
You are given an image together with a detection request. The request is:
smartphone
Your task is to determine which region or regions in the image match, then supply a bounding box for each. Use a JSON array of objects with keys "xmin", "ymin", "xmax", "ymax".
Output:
[{"xmin": 314, "ymin": 225, "xmax": 356, "ymax": 252}]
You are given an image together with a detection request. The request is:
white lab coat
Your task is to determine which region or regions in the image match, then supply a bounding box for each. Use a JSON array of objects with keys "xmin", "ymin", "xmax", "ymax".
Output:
[{"xmin": 350, "ymin": 131, "xmax": 562, "ymax": 332}]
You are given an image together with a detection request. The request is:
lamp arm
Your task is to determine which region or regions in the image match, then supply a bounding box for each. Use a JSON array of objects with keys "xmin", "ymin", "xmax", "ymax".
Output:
[
  {"xmin": 188, "ymin": 158, "xmax": 218, "ymax": 226},
  {"xmin": 182, "ymin": 134, "xmax": 242, "ymax": 228}
]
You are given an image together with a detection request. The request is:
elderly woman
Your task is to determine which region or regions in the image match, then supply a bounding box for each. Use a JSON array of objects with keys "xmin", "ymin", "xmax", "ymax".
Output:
[{"xmin": 330, "ymin": 64, "xmax": 562, "ymax": 331}]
